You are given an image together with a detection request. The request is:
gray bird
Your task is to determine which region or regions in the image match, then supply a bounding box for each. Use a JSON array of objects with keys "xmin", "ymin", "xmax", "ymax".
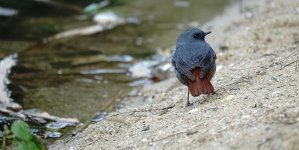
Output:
[{"xmin": 172, "ymin": 27, "xmax": 216, "ymax": 105}]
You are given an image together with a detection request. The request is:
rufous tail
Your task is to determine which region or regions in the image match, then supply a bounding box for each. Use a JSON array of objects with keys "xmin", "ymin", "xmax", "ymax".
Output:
[{"xmin": 188, "ymin": 68, "xmax": 215, "ymax": 96}]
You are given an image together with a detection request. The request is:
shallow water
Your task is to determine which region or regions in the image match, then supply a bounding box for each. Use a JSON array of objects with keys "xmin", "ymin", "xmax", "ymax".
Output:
[{"xmin": 0, "ymin": 0, "xmax": 228, "ymax": 141}]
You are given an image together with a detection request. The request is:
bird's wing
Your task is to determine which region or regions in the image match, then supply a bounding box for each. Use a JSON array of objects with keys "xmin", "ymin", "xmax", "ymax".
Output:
[
  {"xmin": 172, "ymin": 47, "xmax": 195, "ymax": 81},
  {"xmin": 173, "ymin": 66, "xmax": 189, "ymax": 85},
  {"xmin": 193, "ymin": 44, "xmax": 216, "ymax": 79}
]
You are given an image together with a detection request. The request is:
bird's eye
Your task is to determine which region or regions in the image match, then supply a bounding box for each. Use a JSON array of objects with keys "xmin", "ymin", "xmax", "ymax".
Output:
[{"xmin": 193, "ymin": 33, "xmax": 201, "ymax": 39}]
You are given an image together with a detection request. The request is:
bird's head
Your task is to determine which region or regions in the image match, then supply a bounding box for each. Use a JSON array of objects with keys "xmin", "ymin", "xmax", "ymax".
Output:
[{"xmin": 177, "ymin": 27, "xmax": 211, "ymax": 43}]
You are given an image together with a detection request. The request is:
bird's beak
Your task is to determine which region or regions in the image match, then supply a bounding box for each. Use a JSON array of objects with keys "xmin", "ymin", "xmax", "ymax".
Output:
[{"xmin": 204, "ymin": 31, "xmax": 212, "ymax": 36}]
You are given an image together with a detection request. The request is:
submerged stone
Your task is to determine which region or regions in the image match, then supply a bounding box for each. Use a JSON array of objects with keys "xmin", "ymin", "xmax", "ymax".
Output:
[
  {"xmin": 45, "ymin": 131, "xmax": 62, "ymax": 138},
  {"xmin": 91, "ymin": 112, "xmax": 106, "ymax": 123},
  {"xmin": 46, "ymin": 121, "xmax": 72, "ymax": 130}
]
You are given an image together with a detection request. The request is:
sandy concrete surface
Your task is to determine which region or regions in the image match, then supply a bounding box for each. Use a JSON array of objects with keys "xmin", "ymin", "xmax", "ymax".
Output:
[{"xmin": 51, "ymin": 0, "xmax": 299, "ymax": 149}]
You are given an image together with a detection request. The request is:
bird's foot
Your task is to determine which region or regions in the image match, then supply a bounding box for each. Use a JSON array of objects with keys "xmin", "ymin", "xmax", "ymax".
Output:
[{"xmin": 186, "ymin": 100, "xmax": 193, "ymax": 107}]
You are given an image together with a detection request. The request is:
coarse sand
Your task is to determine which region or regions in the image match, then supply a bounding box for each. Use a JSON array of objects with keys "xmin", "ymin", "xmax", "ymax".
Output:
[{"xmin": 51, "ymin": 0, "xmax": 299, "ymax": 149}]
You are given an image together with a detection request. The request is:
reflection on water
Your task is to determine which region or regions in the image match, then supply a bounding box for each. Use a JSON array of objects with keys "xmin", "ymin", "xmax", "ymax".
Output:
[{"xmin": 0, "ymin": 0, "xmax": 228, "ymax": 141}]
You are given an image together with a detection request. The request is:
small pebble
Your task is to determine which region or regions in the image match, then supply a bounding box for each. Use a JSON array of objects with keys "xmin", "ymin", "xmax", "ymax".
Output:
[
  {"xmin": 219, "ymin": 45, "xmax": 229, "ymax": 51},
  {"xmin": 141, "ymin": 138, "xmax": 147, "ymax": 142},
  {"xmin": 188, "ymin": 108, "xmax": 198, "ymax": 114},
  {"xmin": 141, "ymin": 125, "xmax": 150, "ymax": 131},
  {"xmin": 272, "ymin": 91, "xmax": 281, "ymax": 96}
]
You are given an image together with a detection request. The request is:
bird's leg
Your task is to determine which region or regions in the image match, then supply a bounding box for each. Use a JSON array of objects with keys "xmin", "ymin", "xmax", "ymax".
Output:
[{"xmin": 186, "ymin": 89, "xmax": 191, "ymax": 106}]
